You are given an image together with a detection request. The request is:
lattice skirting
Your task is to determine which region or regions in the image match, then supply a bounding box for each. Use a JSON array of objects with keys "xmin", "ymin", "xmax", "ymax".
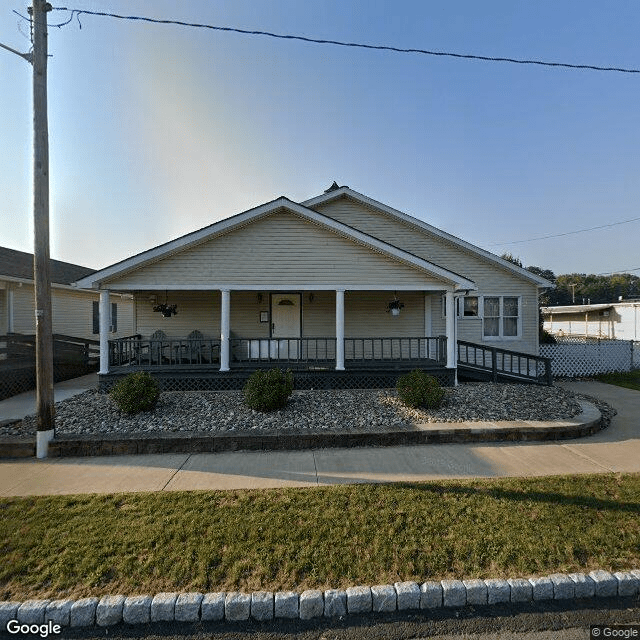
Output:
[
  {"xmin": 98, "ymin": 367, "xmax": 455, "ymax": 392},
  {"xmin": 540, "ymin": 340, "xmax": 635, "ymax": 377}
]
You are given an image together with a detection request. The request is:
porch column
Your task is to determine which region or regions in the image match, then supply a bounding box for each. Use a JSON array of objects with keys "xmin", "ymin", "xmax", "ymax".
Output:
[
  {"xmin": 220, "ymin": 289, "xmax": 230, "ymax": 372},
  {"xmin": 445, "ymin": 290, "xmax": 456, "ymax": 369},
  {"xmin": 335, "ymin": 288, "xmax": 345, "ymax": 370},
  {"xmin": 7, "ymin": 287, "xmax": 14, "ymax": 333},
  {"xmin": 99, "ymin": 289, "xmax": 110, "ymax": 374}
]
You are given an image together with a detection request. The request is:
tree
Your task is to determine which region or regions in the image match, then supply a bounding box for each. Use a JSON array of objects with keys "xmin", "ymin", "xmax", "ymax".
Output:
[{"xmin": 500, "ymin": 252, "xmax": 523, "ymax": 268}]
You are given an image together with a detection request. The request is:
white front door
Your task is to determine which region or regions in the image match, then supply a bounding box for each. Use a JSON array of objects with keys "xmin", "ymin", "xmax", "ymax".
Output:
[{"xmin": 271, "ymin": 293, "xmax": 301, "ymax": 358}]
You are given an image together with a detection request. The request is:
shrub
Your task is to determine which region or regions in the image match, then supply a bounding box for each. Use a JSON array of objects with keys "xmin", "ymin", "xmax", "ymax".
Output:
[
  {"xmin": 540, "ymin": 329, "xmax": 557, "ymax": 344},
  {"xmin": 243, "ymin": 368, "xmax": 293, "ymax": 412},
  {"xmin": 396, "ymin": 369, "xmax": 445, "ymax": 410},
  {"xmin": 110, "ymin": 371, "xmax": 160, "ymax": 414}
]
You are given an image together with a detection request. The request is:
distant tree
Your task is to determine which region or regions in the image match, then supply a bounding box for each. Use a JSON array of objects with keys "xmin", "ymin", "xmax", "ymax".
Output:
[{"xmin": 500, "ymin": 252, "xmax": 523, "ymax": 267}]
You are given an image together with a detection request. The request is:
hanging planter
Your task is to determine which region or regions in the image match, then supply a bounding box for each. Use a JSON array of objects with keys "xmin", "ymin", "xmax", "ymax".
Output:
[
  {"xmin": 387, "ymin": 297, "xmax": 405, "ymax": 316},
  {"xmin": 153, "ymin": 292, "xmax": 178, "ymax": 318}
]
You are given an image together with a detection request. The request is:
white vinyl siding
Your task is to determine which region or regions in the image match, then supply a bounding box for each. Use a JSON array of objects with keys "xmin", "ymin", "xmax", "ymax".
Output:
[
  {"xmin": 105, "ymin": 211, "xmax": 446, "ymax": 289},
  {"xmin": 315, "ymin": 196, "xmax": 539, "ymax": 354}
]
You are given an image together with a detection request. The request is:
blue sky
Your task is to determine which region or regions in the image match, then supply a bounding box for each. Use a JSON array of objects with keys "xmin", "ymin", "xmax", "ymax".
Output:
[{"xmin": 1, "ymin": 0, "xmax": 639, "ymax": 276}]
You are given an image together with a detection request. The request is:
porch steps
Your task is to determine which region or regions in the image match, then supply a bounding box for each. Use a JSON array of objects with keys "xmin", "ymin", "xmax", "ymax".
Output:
[{"xmin": 457, "ymin": 340, "xmax": 553, "ymax": 386}]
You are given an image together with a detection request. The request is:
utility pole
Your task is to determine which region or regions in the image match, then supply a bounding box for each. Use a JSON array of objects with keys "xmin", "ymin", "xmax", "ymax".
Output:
[
  {"xmin": 30, "ymin": 0, "xmax": 55, "ymax": 458},
  {"xmin": 1, "ymin": 1, "xmax": 55, "ymax": 457}
]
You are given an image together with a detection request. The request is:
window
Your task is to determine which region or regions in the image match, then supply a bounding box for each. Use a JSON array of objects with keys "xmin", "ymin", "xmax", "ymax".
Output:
[
  {"xmin": 483, "ymin": 296, "xmax": 520, "ymax": 338},
  {"xmin": 460, "ymin": 296, "xmax": 479, "ymax": 317},
  {"xmin": 92, "ymin": 301, "xmax": 118, "ymax": 334}
]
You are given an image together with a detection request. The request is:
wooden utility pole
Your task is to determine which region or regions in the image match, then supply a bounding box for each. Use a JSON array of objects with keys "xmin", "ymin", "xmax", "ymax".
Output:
[{"xmin": 30, "ymin": 0, "xmax": 55, "ymax": 458}]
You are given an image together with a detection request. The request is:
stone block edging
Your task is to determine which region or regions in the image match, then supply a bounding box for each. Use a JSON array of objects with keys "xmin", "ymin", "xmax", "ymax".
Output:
[
  {"xmin": 1, "ymin": 568, "xmax": 637, "ymax": 630},
  {"xmin": 0, "ymin": 401, "xmax": 603, "ymax": 459}
]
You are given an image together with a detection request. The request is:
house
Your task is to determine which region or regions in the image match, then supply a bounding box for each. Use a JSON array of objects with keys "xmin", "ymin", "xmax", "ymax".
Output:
[
  {"xmin": 0, "ymin": 246, "xmax": 134, "ymax": 341},
  {"xmin": 542, "ymin": 301, "xmax": 640, "ymax": 341},
  {"xmin": 74, "ymin": 184, "xmax": 553, "ymax": 388}
]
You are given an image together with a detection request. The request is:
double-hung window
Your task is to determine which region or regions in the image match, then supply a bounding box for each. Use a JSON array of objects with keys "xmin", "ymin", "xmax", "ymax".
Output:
[{"xmin": 483, "ymin": 296, "xmax": 520, "ymax": 338}]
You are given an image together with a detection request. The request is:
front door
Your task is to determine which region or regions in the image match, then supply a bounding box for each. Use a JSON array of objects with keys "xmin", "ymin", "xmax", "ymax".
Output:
[{"xmin": 271, "ymin": 293, "xmax": 301, "ymax": 358}]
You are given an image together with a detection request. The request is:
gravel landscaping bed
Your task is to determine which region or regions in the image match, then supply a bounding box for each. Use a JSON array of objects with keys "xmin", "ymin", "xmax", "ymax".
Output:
[{"xmin": 1, "ymin": 383, "xmax": 615, "ymax": 439}]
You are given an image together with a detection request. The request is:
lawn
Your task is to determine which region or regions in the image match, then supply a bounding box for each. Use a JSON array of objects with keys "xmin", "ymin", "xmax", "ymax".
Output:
[
  {"xmin": 596, "ymin": 370, "xmax": 640, "ymax": 391},
  {"xmin": 1, "ymin": 473, "xmax": 639, "ymax": 600}
]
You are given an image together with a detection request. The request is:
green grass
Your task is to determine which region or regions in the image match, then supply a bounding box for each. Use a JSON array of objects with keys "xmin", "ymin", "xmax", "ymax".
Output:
[
  {"xmin": 596, "ymin": 370, "xmax": 640, "ymax": 391},
  {"xmin": 1, "ymin": 473, "xmax": 639, "ymax": 600}
]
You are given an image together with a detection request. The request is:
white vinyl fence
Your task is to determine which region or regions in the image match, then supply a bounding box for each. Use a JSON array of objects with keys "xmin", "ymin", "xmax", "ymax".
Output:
[{"xmin": 540, "ymin": 338, "xmax": 638, "ymax": 377}]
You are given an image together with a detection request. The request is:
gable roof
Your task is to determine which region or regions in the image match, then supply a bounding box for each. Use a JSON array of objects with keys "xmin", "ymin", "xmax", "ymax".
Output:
[
  {"xmin": 302, "ymin": 186, "xmax": 553, "ymax": 288},
  {"xmin": 0, "ymin": 246, "xmax": 95, "ymax": 285},
  {"xmin": 74, "ymin": 197, "xmax": 475, "ymax": 291}
]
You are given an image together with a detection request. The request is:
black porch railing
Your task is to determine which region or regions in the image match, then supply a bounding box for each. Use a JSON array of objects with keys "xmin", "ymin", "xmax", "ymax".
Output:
[
  {"xmin": 109, "ymin": 336, "xmax": 447, "ymax": 368},
  {"xmin": 457, "ymin": 339, "xmax": 553, "ymax": 385}
]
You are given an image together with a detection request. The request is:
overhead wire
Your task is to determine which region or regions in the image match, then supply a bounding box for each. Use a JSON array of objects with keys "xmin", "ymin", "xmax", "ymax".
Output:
[{"xmin": 45, "ymin": 6, "xmax": 640, "ymax": 74}]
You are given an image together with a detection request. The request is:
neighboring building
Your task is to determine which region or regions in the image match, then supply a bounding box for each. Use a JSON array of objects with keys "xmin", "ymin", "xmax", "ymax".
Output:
[
  {"xmin": 0, "ymin": 246, "xmax": 134, "ymax": 340},
  {"xmin": 75, "ymin": 184, "xmax": 552, "ymax": 385},
  {"xmin": 542, "ymin": 301, "xmax": 640, "ymax": 341}
]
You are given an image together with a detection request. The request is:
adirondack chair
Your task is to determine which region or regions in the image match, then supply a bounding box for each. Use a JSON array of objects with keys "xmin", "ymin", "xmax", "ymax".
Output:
[
  {"xmin": 149, "ymin": 329, "xmax": 169, "ymax": 365},
  {"xmin": 183, "ymin": 329, "xmax": 207, "ymax": 364}
]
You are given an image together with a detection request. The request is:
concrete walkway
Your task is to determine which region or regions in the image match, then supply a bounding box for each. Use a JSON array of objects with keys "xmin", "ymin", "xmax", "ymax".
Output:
[
  {"xmin": 0, "ymin": 373, "xmax": 98, "ymax": 424},
  {"xmin": 0, "ymin": 380, "xmax": 638, "ymax": 497}
]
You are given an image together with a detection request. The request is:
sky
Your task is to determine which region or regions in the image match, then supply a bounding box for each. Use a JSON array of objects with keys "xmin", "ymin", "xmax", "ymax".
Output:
[{"xmin": 1, "ymin": 0, "xmax": 639, "ymax": 277}]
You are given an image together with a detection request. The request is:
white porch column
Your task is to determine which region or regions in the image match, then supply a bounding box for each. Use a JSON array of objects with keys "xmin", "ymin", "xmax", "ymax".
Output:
[
  {"xmin": 99, "ymin": 289, "xmax": 110, "ymax": 374},
  {"xmin": 445, "ymin": 290, "xmax": 456, "ymax": 369},
  {"xmin": 7, "ymin": 287, "xmax": 14, "ymax": 333},
  {"xmin": 220, "ymin": 289, "xmax": 230, "ymax": 372},
  {"xmin": 335, "ymin": 288, "xmax": 345, "ymax": 371}
]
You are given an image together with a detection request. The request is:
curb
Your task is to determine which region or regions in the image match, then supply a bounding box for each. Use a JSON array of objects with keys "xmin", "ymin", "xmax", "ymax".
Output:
[
  {"xmin": 0, "ymin": 401, "xmax": 603, "ymax": 459},
  {"xmin": 1, "ymin": 569, "xmax": 638, "ymax": 631}
]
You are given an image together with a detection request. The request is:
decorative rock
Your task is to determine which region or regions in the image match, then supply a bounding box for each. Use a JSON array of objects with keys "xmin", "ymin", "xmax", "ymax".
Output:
[
  {"xmin": 44, "ymin": 599, "xmax": 74, "ymax": 626},
  {"xmin": 394, "ymin": 581, "xmax": 420, "ymax": 610},
  {"xmin": 463, "ymin": 579, "xmax": 487, "ymax": 605},
  {"xmin": 123, "ymin": 595, "xmax": 151, "ymax": 625},
  {"xmin": 201, "ymin": 593, "xmax": 225, "ymax": 621},
  {"xmin": 324, "ymin": 589, "xmax": 347, "ymax": 617},
  {"xmin": 70, "ymin": 598, "xmax": 99, "ymax": 627},
  {"xmin": 507, "ymin": 578, "xmax": 533, "ymax": 602},
  {"xmin": 224, "ymin": 592, "xmax": 251, "ymax": 621},
  {"xmin": 568, "ymin": 573, "xmax": 595, "ymax": 598},
  {"xmin": 371, "ymin": 585, "xmax": 396, "ymax": 612},
  {"xmin": 589, "ymin": 570, "xmax": 617, "ymax": 598},
  {"xmin": 441, "ymin": 580, "xmax": 466, "ymax": 608},
  {"xmin": 250, "ymin": 591, "xmax": 273, "ymax": 621},
  {"xmin": 274, "ymin": 592, "xmax": 298, "ymax": 619},
  {"xmin": 549, "ymin": 574, "xmax": 574, "ymax": 600},
  {"xmin": 299, "ymin": 590, "xmax": 323, "ymax": 619},
  {"xmin": 150, "ymin": 593, "xmax": 177, "ymax": 622},
  {"xmin": 529, "ymin": 576, "xmax": 554, "ymax": 601},
  {"xmin": 175, "ymin": 592, "xmax": 203, "ymax": 622},
  {"xmin": 346, "ymin": 586, "xmax": 372, "ymax": 614},
  {"xmin": 0, "ymin": 603, "xmax": 20, "ymax": 628},
  {"xmin": 614, "ymin": 571, "xmax": 640, "ymax": 597},
  {"xmin": 96, "ymin": 595, "xmax": 125, "ymax": 627},
  {"xmin": 17, "ymin": 600, "xmax": 50, "ymax": 624},
  {"xmin": 420, "ymin": 582, "xmax": 442, "ymax": 609},
  {"xmin": 485, "ymin": 579, "xmax": 510, "ymax": 604}
]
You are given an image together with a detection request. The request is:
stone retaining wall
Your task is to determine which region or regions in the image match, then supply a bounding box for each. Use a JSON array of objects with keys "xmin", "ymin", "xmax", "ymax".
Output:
[{"xmin": 1, "ymin": 569, "xmax": 638, "ymax": 630}]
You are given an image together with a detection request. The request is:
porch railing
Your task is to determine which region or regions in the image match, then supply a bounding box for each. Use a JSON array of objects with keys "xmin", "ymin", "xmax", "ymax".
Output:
[{"xmin": 109, "ymin": 335, "xmax": 447, "ymax": 368}]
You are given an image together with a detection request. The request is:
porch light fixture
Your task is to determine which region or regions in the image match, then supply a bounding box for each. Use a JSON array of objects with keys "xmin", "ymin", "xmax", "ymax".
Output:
[
  {"xmin": 153, "ymin": 291, "xmax": 178, "ymax": 318},
  {"xmin": 387, "ymin": 294, "xmax": 404, "ymax": 316}
]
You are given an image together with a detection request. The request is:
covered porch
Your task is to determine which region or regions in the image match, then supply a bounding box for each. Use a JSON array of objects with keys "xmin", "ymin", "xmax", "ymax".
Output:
[{"xmin": 99, "ymin": 287, "xmax": 459, "ymax": 378}]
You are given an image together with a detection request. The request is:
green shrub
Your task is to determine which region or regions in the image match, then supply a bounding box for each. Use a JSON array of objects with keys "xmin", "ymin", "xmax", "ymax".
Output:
[
  {"xmin": 243, "ymin": 368, "xmax": 293, "ymax": 412},
  {"xmin": 540, "ymin": 329, "xmax": 557, "ymax": 344},
  {"xmin": 110, "ymin": 371, "xmax": 160, "ymax": 414},
  {"xmin": 396, "ymin": 369, "xmax": 445, "ymax": 409}
]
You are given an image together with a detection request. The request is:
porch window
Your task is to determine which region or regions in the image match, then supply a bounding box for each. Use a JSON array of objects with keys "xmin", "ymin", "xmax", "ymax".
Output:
[{"xmin": 483, "ymin": 296, "xmax": 520, "ymax": 338}]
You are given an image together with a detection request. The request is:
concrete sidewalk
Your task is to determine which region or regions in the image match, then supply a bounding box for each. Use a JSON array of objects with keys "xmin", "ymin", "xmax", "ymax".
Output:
[
  {"xmin": 0, "ymin": 373, "xmax": 98, "ymax": 424},
  {"xmin": 0, "ymin": 380, "xmax": 638, "ymax": 497}
]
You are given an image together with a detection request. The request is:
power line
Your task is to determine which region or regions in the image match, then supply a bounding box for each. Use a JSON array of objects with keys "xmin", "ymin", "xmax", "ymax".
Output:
[
  {"xmin": 597, "ymin": 267, "xmax": 640, "ymax": 275},
  {"xmin": 489, "ymin": 216, "xmax": 640, "ymax": 246},
  {"xmin": 48, "ymin": 6, "xmax": 640, "ymax": 75}
]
